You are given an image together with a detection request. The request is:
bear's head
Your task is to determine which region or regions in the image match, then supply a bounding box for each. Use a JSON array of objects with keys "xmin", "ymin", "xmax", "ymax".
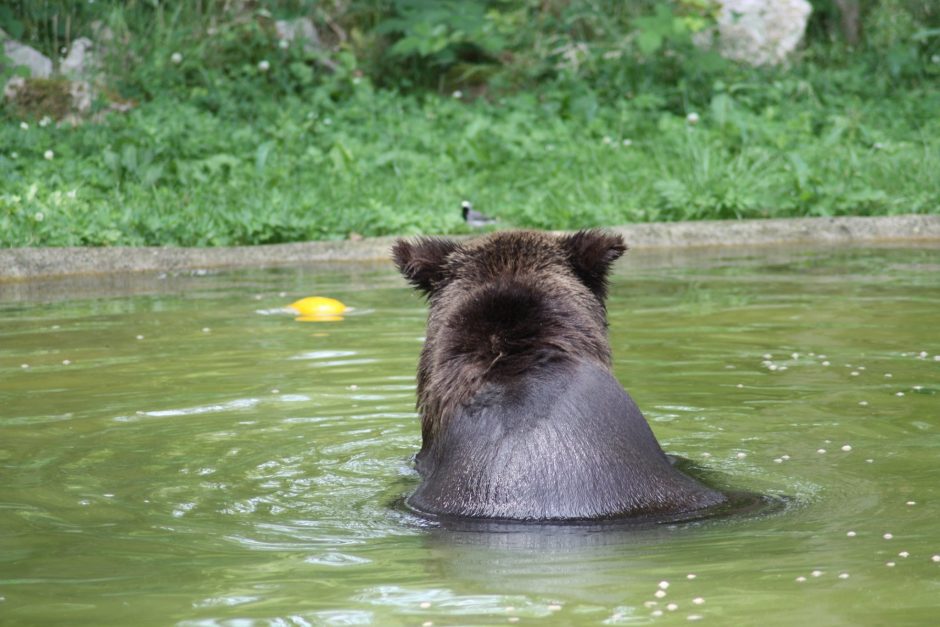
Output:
[{"xmin": 393, "ymin": 230, "xmax": 627, "ymax": 447}]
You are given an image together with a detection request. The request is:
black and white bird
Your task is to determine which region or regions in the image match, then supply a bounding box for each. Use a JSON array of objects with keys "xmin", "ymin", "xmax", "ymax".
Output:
[{"xmin": 461, "ymin": 200, "xmax": 498, "ymax": 228}]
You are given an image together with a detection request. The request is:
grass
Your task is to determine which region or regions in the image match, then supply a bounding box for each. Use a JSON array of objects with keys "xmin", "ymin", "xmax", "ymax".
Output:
[{"xmin": 1, "ymin": 2, "xmax": 939, "ymax": 247}]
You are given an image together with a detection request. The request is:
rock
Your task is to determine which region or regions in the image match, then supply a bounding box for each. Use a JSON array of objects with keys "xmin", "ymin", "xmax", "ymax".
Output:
[
  {"xmin": 1, "ymin": 28, "xmax": 53, "ymax": 78},
  {"xmin": 69, "ymin": 79, "xmax": 93, "ymax": 114},
  {"xmin": 274, "ymin": 17, "xmax": 320, "ymax": 52},
  {"xmin": 696, "ymin": 0, "xmax": 812, "ymax": 67},
  {"xmin": 3, "ymin": 75, "xmax": 25, "ymax": 102},
  {"xmin": 60, "ymin": 37, "xmax": 98, "ymax": 80}
]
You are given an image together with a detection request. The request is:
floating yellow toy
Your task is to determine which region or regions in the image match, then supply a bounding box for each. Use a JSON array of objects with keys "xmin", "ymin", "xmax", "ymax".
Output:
[{"xmin": 288, "ymin": 297, "xmax": 347, "ymax": 322}]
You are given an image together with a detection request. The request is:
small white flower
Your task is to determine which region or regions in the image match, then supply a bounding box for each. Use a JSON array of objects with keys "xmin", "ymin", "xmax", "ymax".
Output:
[
  {"xmin": 932, "ymin": 54, "xmax": 940, "ymax": 64},
  {"xmin": 323, "ymin": 117, "xmax": 332, "ymax": 125},
  {"xmin": 452, "ymin": 90, "xmax": 463, "ymax": 99},
  {"xmin": 171, "ymin": 52, "xmax": 183, "ymax": 64},
  {"xmin": 20, "ymin": 121, "xmax": 29, "ymax": 131},
  {"xmin": 44, "ymin": 150, "xmax": 54, "ymax": 160},
  {"xmin": 352, "ymin": 77, "xmax": 362, "ymax": 85},
  {"xmin": 278, "ymin": 39, "xmax": 289, "ymax": 49},
  {"xmin": 622, "ymin": 139, "xmax": 633, "ymax": 147},
  {"xmin": 602, "ymin": 136, "xmax": 612, "ymax": 145},
  {"xmin": 686, "ymin": 112, "xmax": 700, "ymax": 125},
  {"xmin": 10, "ymin": 152, "xmax": 17, "ymax": 159},
  {"xmin": 35, "ymin": 211, "xmax": 44, "ymax": 222},
  {"xmin": 258, "ymin": 60, "xmax": 270, "ymax": 72},
  {"xmin": 67, "ymin": 189, "xmax": 77, "ymax": 199},
  {"xmin": 39, "ymin": 116, "xmax": 52, "ymax": 127}
]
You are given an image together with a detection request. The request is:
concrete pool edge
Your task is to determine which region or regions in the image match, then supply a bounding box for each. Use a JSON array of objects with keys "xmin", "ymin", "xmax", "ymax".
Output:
[{"xmin": 2, "ymin": 214, "xmax": 938, "ymax": 281}]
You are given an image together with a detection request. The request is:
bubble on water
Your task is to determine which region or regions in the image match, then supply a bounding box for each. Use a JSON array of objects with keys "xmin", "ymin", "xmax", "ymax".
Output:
[
  {"xmin": 795, "ymin": 576, "xmax": 806, "ymax": 582},
  {"xmin": 865, "ymin": 459, "xmax": 874, "ymax": 463},
  {"xmin": 896, "ymin": 392, "xmax": 904, "ymax": 397},
  {"xmin": 271, "ymin": 389, "xmax": 280, "ymax": 394},
  {"xmin": 913, "ymin": 385, "xmax": 923, "ymax": 391},
  {"xmin": 644, "ymin": 601, "xmax": 658, "ymax": 608},
  {"xmin": 773, "ymin": 458, "xmax": 783, "ymax": 463},
  {"xmin": 136, "ymin": 335, "xmax": 145, "ymax": 340},
  {"xmin": 701, "ymin": 452, "xmax": 711, "ymax": 458},
  {"xmin": 859, "ymin": 401, "xmax": 868, "ymax": 406},
  {"xmin": 508, "ymin": 618, "xmax": 519, "ymax": 624},
  {"xmin": 688, "ymin": 616, "xmax": 703, "ymax": 622},
  {"xmin": 919, "ymin": 351, "xmax": 928, "ymax": 358},
  {"xmin": 858, "ymin": 366, "xmax": 865, "ymax": 370},
  {"xmin": 763, "ymin": 353, "xmax": 772, "ymax": 359},
  {"xmin": 818, "ymin": 354, "xmax": 827, "ymax": 359},
  {"xmin": 838, "ymin": 573, "xmax": 849, "ymax": 580},
  {"xmin": 778, "ymin": 366, "xmax": 788, "ymax": 371},
  {"xmin": 348, "ymin": 384, "xmax": 359, "ymax": 390},
  {"xmin": 885, "ymin": 373, "xmax": 893, "ymax": 378},
  {"xmin": 841, "ymin": 445, "xmax": 852, "ymax": 452},
  {"xmin": 651, "ymin": 610, "xmax": 663, "ymax": 617},
  {"xmin": 899, "ymin": 551, "xmax": 909, "ymax": 558},
  {"xmin": 659, "ymin": 581, "xmax": 670, "ymax": 590},
  {"xmin": 768, "ymin": 364, "xmax": 778, "ymax": 371},
  {"xmin": 655, "ymin": 590, "xmax": 667, "ymax": 599},
  {"xmin": 419, "ymin": 601, "xmax": 431, "ymax": 609},
  {"xmin": 934, "ymin": 356, "xmax": 940, "ymax": 362},
  {"xmin": 886, "ymin": 562, "xmax": 896, "ymax": 567},
  {"xmin": 505, "ymin": 607, "xmax": 515, "ymax": 612},
  {"xmin": 736, "ymin": 452, "xmax": 747, "ymax": 459},
  {"xmin": 422, "ymin": 622, "xmax": 433, "ymax": 627},
  {"xmin": 851, "ymin": 371, "xmax": 860, "ymax": 376},
  {"xmin": 20, "ymin": 364, "xmax": 29, "ymax": 369},
  {"xmin": 817, "ymin": 449, "xmax": 826, "ymax": 454},
  {"xmin": 781, "ymin": 454, "xmax": 791, "ymax": 460},
  {"xmin": 932, "ymin": 555, "xmax": 940, "ymax": 563},
  {"xmin": 822, "ymin": 361, "xmax": 831, "ymax": 366},
  {"xmin": 687, "ymin": 574, "xmax": 697, "ymax": 580},
  {"xmin": 666, "ymin": 603, "xmax": 678, "ymax": 611},
  {"xmin": 736, "ymin": 384, "xmax": 744, "ymax": 388},
  {"xmin": 811, "ymin": 570, "xmax": 823, "ymax": 577},
  {"xmin": 847, "ymin": 531, "xmax": 856, "ymax": 537},
  {"xmin": 62, "ymin": 359, "xmax": 71, "ymax": 365},
  {"xmin": 906, "ymin": 501, "xmax": 916, "ymax": 506},
  {"xmin": 883, "ymin": 533, "xmax": 893, "ymax": 540},
  {"xmin": 791, "ymin": 352, "xmax": 799, "ymax": 359},
  {"xmin": 692, "ymin": 597, "xmax": 705, "ymax": 605}
]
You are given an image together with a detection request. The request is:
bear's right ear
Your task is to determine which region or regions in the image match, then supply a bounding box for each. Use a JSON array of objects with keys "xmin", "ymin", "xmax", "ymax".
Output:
[
  {"xmin": 560, "ymin": 230, "xmax": 627, "ymax": 300},
  {"xmin": 392, "ymin": 237, "xmax": 462, "ymax": 295}
]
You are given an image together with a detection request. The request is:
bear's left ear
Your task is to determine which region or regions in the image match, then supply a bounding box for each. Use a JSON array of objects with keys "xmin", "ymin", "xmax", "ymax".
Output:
[
  {"xmin": 392, "ymin": 237, "xmax": 462, "ymax": 295},
  {"xmin": 560, "ymin": 230, "xmax": 627, "ymax": 300}
]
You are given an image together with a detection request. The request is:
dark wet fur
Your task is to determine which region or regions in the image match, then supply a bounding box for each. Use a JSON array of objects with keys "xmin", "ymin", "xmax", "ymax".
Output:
[{"xmin": 393, "ymin": 230, "xmax": 727, "ymax": 521}]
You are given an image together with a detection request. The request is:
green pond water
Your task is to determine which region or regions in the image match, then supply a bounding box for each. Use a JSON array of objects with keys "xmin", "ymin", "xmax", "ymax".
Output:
[{"xmin": 1, "ymin": 244, "xmax": 938, "ymax": 626}]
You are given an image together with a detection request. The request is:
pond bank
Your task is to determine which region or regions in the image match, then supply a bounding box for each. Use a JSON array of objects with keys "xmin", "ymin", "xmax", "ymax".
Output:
[{"xmin": 2, "ymin": 214, "xmax": 938, "ymax": 281}]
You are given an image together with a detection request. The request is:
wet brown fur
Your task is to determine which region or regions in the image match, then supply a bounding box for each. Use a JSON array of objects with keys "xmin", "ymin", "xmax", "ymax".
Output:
[{"xmin": 393, "ymin": 229, "xmax": 626, "ymax": 466}]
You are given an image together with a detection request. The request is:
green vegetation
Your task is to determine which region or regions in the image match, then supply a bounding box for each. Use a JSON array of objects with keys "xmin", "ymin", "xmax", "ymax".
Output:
[{"xmin": 1, "ymin": 1, "xmax": 938, "ymax": 247}]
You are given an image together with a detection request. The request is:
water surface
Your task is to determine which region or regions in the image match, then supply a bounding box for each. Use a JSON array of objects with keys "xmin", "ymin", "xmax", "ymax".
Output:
[{"xmin": 1, "ymin": 244, "xmax": 938, "ymax": 625}]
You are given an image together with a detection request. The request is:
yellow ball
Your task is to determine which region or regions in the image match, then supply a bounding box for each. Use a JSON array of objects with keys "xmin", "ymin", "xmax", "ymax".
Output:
[{"xmin": 288, "ymin": 297, "xmax": 347, "ymax": 321}]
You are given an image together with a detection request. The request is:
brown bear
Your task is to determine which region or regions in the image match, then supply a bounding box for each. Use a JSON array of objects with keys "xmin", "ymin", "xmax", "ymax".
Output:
[{"xmin": 392, "ymin": 229, "xmax": 727, "ymax": 521}]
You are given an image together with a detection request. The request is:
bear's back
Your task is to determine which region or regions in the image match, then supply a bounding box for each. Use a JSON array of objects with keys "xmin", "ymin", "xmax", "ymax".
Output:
[{"xmin": 408, "ymin": 359, "xmax": 726, "ymax": 521}]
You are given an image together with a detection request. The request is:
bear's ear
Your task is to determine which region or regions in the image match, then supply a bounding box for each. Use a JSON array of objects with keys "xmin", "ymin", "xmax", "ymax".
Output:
[
  {"xmin": 392, "ymin": 237, "xmax": 462, "ymax": 295},
  {"xmin": 560, "ymin": 230, "xmax": 627, "ymax": 300}
]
